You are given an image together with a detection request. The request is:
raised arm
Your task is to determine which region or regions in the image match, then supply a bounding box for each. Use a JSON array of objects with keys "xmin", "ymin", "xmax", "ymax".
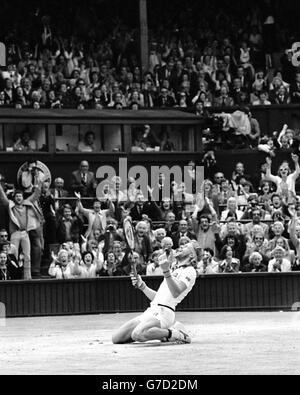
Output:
[
  {"xmin": 75, "ymin": 192, "xmax": 90, "ymax": 218},
  {"xmin": 291, "ymin": 153, "xmax": 300, "ymax": 181},
  {"xmin": 158, "ymin": 254, "xmax": 187, "ymax": 298},
  {"xmin": 101, "ymin": 197, "xmax": 115, "ymax": 217},
  {"xmin": 27, "ymin": 183, "xmax": 42, "ymax": 203},
  {"xmin": 264, "ymin": 157, "xmax": 279, "ymax": 185},
  {"xmin": 131, "ymin": 274, "xmax": 157, "ymax": 301},
  {"xmin": 72, "ymin": 259, "xmax": 83, "ymax": 277},
  {"xmin": 0, "ymin": 183, "xmax": 9, "ymax": 207},
  {"xmin": 191, "ymin": 204, "xmax": 200, "ymax": 234},
  {"xmin": 277, "ymin": 124, "xmax": 288, "ymax": 148},
  {"xmin": 48, "ymin": 252, "xmax": 58, "ymax": 277},
  {"xmin": 288, "ymin": 209, "xmax": 299, "ymax": 251}
]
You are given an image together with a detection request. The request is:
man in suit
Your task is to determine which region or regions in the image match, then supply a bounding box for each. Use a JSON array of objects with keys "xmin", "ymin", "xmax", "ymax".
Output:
[
  {"xmin": 154, "ymin": 87, "xmax": 176, "ymax": 108},
  {"xmin": 141, "ymin": 80, "xmax": 156, "ymax": 108},
  {"xmin": 213, "ymin": 86, "xmax": 234, "ymax": 107},
  {"xmin": 157, "ymin": 60, "xmax": 175, "ymax": 86},
  {"xmin": 236, "ymin": 66, "xmax": 252, "ymax": 93},
  {"xmin": 130, "ymin": 189, "xmax": 162, "ymax": 222},
  {"xmin": 70, "ymin": 161, "xmax": 97, "ymax": 197},
  {"xmin": 231, "ymin": 78, "xmax": 249, "ymax": 106},
  {"xmin": 50, "ymin": 177, "xmax": 69, "ymax": 212},
  {"xmin": 171, "ymin": 219, "xmax": 197, "ymax": 249}
]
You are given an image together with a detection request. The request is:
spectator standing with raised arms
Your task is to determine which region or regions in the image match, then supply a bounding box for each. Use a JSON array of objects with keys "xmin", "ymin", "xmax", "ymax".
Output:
[
  {"xmin": 265, "ymin": 154, "xmax": 300, "ymax": 196},
  {"xmin": 0, "ymin": 181, "xmax": 43, "ymax": 280}
]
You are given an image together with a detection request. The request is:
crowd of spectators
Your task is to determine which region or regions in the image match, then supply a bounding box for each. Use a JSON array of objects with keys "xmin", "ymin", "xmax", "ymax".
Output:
[
  {"xmin": 1, "ymin": 1, "xmax": 300, "ymax": 281},
  {"xmin": 1, "ymin": 152, "xmax": 300, "ymax": 281},
  {"xmin": 0, "ymin": 0, "xmax": 300, "ymax": 111}
]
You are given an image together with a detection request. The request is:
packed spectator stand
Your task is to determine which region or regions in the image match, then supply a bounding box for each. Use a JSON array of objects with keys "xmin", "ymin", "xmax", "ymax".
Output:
[{"xmin": 1, "ymin": 0, "xmax": 300, "ymax": 282}]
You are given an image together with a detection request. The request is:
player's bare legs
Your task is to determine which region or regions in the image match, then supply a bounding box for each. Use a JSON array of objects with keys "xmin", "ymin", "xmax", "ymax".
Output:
[
  {"xmin": 112, "ymin": 317, "xmax": 141, "ymax": 344},
  {"xmin": 131, "ymin": 317, "xmax": 168, "ymax": 342}
]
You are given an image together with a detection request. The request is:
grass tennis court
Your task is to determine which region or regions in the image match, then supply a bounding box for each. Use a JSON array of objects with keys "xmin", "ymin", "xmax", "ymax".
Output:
[{"xmin": 0, "ymin": 311, "xmax": 299, "ymax": 375}]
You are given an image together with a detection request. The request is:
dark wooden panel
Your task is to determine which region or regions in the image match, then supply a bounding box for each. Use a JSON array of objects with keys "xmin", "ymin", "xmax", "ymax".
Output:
[{"xmin": 1, "ymin": 273, "xmax": 300, "ymax": 317}]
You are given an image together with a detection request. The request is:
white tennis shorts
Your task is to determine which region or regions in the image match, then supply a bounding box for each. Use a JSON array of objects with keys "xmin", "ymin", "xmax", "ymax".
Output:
[{"xmin": 138, "ymin": 305, "xmax": 175, "ymax": 329}]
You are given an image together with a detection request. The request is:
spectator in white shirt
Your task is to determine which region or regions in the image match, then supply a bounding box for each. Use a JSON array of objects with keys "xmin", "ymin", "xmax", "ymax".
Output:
[
  {"xmin": 268, "ymin": 246, "xmax": 292, "ymax": 273},
  {"xmin": 48, "ymin": 249, "xmax": 75, "ymax": 279},
  {"xmin": 265, "ymin": 154, "xmax": 300, "ymax": 196},
  {"xmin": 73, "ymin": 251, "xmax": 102, "ymax": 279},
  {"xmin": 146, "ymin": 250, "xmax": 163, "ymax": 276}
]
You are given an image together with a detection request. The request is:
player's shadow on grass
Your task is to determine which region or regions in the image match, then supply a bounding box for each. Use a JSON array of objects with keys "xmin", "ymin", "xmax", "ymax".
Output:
[{"xmin": 131, "ymin": 341, "xmax": 188, "ymax": 347}]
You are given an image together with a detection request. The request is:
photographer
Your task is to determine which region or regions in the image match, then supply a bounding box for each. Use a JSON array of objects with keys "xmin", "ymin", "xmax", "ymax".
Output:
[
  {"xmin": 98, "ymin": 218, "xmax": 123, "ymax": 256},
  {"xmin": 19, "ymin": 159, "xmax": 46, "ymax": 197}
]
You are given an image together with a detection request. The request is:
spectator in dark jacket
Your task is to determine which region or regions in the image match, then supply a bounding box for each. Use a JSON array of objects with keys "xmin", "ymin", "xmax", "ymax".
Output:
[
  {"xmin": 171, "ymin": 219, "xmax": 197, "ymax": 249},
  {"xmin": 56, "ymin": 204, "xmax": 83, "ymax": 244},
  {"xmin": 70, "ymin": 161, "xmax": 97, "ymax": 197}
]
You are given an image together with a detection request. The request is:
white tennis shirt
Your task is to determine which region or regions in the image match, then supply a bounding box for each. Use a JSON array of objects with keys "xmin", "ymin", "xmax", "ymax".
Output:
[{"xmin": 151, "ymin": 266, "xmax": 197, "ymax": 310}]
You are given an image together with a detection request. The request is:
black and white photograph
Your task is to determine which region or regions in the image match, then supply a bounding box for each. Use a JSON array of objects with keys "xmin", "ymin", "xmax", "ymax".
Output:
[{"xmin": 0, "ymin": 0, "xmax": 299, "ymax": 379}]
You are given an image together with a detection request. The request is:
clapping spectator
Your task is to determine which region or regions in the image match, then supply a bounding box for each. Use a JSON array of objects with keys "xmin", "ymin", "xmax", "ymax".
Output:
[
  {"xmin": 219, "ymin": 245, "xmax": 240, "ymax": 273},
  {"xmin": 73, "ymin": 251, "xmax": 102, "ymax": 279},
  {"xmin": 196, "ymin": 248, "xmax": 219, "ymax": 275},
  {"xmin": 98, "ymin": 252, "xmax": 124, "ymax": 277},
  {"xmin": 243, "ymin": 252, "xmax": 267, "ymax": 273},
  {"xmin": 48, "ymin": 249, "xmax": 74, "ymax": 279},
  {"xmin": 268, "ymin": 246, "xmax": 292, "ymax": 272}
]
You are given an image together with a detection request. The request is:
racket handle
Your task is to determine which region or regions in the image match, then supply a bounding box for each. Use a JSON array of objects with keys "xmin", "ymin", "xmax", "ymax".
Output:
[{"xmin": 131, "ymin": 264, "xmax": 138, "ymax": 288}]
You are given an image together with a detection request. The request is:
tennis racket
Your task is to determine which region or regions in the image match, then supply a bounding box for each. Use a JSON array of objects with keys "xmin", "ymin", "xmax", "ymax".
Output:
[{"xmin": 123, "ymin": 217, "xmax": 138, "ymax": 287}]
